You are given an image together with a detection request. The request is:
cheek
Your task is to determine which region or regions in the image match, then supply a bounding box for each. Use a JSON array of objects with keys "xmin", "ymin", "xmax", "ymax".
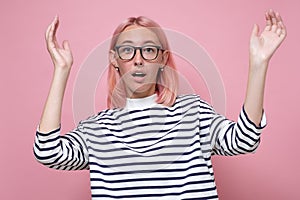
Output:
[
  {"xmin": 146, "ymin": 63, "xmax": 161, "ymax": 77},
  {"xmin": 117, "ymin": 61, "xmax": 132, "ymax": 76},
  {"xmin": 119, "ymin": 70, "xmax": 131, "ymax": 82}
]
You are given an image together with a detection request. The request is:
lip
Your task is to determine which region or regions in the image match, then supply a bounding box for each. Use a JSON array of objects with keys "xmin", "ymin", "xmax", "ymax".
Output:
[{"xmin": 131, "ymin": 71, "xmax": 146, "ymax": 83}]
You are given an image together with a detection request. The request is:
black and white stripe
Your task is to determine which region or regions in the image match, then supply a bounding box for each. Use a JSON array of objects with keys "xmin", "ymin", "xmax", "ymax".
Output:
[{"xmin": 34, "ymin": 94, "xmax": 266, "ymax": 199}]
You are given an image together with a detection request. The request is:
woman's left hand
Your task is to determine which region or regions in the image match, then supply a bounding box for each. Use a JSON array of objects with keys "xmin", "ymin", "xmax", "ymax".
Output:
[{"xmin": 250, "ymin": 9, "xmax": 287, "ymax": 66}]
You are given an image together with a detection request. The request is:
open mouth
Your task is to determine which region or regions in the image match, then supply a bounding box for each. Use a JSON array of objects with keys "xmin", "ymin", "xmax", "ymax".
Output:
[{"xmin": 132, "ymin": 72, "xmax": 146, "ymax": 77}]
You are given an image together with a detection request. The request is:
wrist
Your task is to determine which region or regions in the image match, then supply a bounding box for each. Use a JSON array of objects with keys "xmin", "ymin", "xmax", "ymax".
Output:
[
  {"xmin": 53, "ymin": 66, "xmax": 71, "ymax": 76},
  {"xmin": 249, "ymin": 57, "xmax": 269, "ymax": 73}
]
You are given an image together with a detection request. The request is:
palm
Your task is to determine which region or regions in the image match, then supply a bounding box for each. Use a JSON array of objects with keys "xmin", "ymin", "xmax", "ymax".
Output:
[
  {"xmin": 50, "ymin": 42, "xmax": 73, "ymax": 67},
  {"xmin": 46, "ymin": 16, "xmax": 73, "ymax": 68},
  {"xmin": 250, "ymin": 10, "xmax": 286, "ymax": 63}
]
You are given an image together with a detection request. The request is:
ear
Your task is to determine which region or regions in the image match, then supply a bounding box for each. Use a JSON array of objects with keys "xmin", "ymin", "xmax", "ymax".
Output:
[
  {"xmin": 109, "ymin": 50, "xmax": 118, "ymax": 67},
  {"xmin": 161, "ymin": 50, "xmax": 169, "ymax": 66}
]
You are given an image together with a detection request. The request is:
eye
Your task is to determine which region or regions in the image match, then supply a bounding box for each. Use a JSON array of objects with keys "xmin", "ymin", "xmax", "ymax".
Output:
[
  {"xmin": 143, "ymin": 46, "xmax": 156, "ymax": 53},
  {"xmin": 120, "ymin": 46, "xmax": 134, "ymax": 54}
]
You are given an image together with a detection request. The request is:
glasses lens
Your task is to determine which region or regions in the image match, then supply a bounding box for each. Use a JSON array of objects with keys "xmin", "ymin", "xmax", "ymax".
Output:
[
  {"xmin": 117, "ymin": 45, "xmax": 160, "ymax": 60},
  {"xmin": 142, "ymin": 46, "xmax": 158, "ymax": 60},
  {"xmin": 118, "ymin": 46, "xmax": 134, "ymax": 60}
]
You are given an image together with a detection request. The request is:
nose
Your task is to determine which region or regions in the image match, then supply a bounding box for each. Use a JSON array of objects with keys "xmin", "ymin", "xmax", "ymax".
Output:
[{"xmin": 134, "ymin": 49, "xmax": 143, "ymax": 67}]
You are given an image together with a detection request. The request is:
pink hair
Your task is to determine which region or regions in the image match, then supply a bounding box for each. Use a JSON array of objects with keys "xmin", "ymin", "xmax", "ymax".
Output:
[{"xmin": 107, "ymin": 16, "xmax": 178, "ymax": 108}]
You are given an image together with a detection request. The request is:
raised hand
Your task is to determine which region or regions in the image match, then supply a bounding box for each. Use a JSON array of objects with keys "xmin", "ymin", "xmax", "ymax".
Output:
[
  {"xmin": 250, "ymin": 9, "xmax": 287, "ymax": 66},
  {"xmin": 39, "ymin": 16, "xmax": 74, "ymax": 133},
  {"xmin": 45, "ymin": 16, "xmax": 73, "ymax": 70},
  {"xmin": 244, "ymin": 10, "xmax": 287, "ymax": 126}
]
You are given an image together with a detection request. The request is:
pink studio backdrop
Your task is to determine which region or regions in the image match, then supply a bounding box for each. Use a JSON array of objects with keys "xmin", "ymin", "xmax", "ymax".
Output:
[{"xmin": 1, "ymin": 0, "xmax": 299, "ymax": 199}]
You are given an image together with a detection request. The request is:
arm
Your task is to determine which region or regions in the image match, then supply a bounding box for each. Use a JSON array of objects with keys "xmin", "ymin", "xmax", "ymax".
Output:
[
  {"xmin": 34, "ymin": 124, "xmax": 89, "ymax": 170},
  {"xmin": 39, "ymin": 15, "xmax": 73, "ymax": 133},
  {"xmin": 208, "ymin": 105, "xmax": 266, "ymax": 156},
  {"xmin": 205, "ymin": 10, "xmax": 286, "ymax": 156},
  {"xmin": 200, "ymin": 99, "xmax": 266, "ymax": 156},
  {"xmin": 244, "ymin": 9, "xmax": 287, "ymax": 126},
  {"xmin": 34, "ymin": 16, "xmax": 88, "ymax": 170}
]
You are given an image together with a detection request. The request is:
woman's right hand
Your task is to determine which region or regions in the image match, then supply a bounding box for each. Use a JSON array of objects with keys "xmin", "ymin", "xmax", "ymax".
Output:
[
  {"xmin": 38, "ymin": 16, "xmax": 74, "ymax": 133},
  {"xmin": 46, "ymin": 16, "xmax": 73, "ymax": 70}
]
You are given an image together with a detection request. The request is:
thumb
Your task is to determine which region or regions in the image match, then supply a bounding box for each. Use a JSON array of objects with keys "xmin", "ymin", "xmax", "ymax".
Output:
[
  {"xmin": 62, "ymin": 40, "xmax": 71, "ymax": 51},
  {"xmin": 251, "ymin": 24, "xmax": 259, "ymax": 38}
]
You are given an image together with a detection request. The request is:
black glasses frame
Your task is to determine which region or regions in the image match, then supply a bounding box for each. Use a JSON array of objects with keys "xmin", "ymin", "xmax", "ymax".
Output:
[{"xmin": 114, "ymin": 45, "xmax": 163, "ymax": 61}]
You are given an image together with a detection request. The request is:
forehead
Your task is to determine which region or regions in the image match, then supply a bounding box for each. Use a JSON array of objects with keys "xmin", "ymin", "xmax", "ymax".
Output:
[{"xmin": 116, "ymin": 25, "xmax": 161, "ymax": 45}]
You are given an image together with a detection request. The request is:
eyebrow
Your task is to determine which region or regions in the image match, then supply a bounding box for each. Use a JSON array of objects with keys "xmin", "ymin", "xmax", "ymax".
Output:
[
  {"xmin": 142, "ymin": 40, "xmax": 157, "ymax": 45},
  {"xmin": 119, "ymin": 40, "xmax": 157, "ymax": 45},
  {"xmin": 120, "ymin": 40, "xmax": 133, "ymax": 44}
]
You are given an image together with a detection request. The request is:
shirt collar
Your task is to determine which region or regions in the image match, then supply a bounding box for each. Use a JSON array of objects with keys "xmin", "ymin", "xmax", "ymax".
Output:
[{"xmin": 125, "ymin": 94, "xmax": 157, "ymax": 109}]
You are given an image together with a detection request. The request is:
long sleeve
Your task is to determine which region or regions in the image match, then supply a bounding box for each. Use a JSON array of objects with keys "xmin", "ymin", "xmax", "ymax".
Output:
[
  {"xmin": 209, "ymin": 105, "xmax": 267, "ymax": 156},
  {"xmin": 33, "ymin": 122, "xmax": 89, "ymax": 170},
  {"xmin": 198, "ymin": 98, "xmax": 267, "ymax": 156}
]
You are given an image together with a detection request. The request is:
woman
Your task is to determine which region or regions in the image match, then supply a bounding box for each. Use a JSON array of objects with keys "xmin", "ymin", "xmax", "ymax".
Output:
[{"xmin": 34, "ymin": 10, "xmax": 286, "ymax": 199}]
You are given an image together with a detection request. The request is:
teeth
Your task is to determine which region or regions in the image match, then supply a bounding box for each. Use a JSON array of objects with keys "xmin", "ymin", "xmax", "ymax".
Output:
[{"xmin": 132, "ymin": 72, "xmax": 145, "ymax": 77}]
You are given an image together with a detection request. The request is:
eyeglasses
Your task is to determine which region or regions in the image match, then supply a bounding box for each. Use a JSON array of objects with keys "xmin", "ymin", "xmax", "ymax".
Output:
[{"xmin": 114, "ymin": 45, "xmax": 163, "ymax": 61}]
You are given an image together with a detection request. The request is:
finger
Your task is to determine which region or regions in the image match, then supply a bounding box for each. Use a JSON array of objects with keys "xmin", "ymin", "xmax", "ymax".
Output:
[
  {"xmin": 275, "ymin": 12, "xmax": 287, "ymax": 38},
  {"xmin": 52, "ymin": 16, "xmax": 60, "ymax": 47},
  {"xmin": 268, "ymin": 9, "xmax": 278, "ymax": 32},
  {"xmin": 45, "ymin": 22, "xmax": 52, "ymax": 41},
  {"xmin": 48, "ymin": 17, "xmax": 60, "ymax": 48},
  {"xmin": 62, "ymin": 40, "xmax": 71, "ymax": 51},
  {"xmin": 265, "ymin": 11, "xmax": 272, "ymax": 31},
  {"xmin": 275, "ymin": 12, "xmax": 282, "ymax": 23},
  {"xmin": 251, "ymin": 23, "xmax": 259, "ymax": 38},
  {"xmin": 269, "ymin": 9, "xmax": 277, "ymax": 25},
  {"xmin": 46, "ymin": 17, "xmax": 56, "ymax": 46},
  {"xmin": 279, "ymin": 21, "xmax": 287, "ymax": 38},
  {"xmin": 53, "ymin": 16, "xmax": 59, "ymax": 40},
  {"xmin": 275, "ymin": 12, "xmax": 283, "ymax": 32},
  {"xmin": 46, "ymin": 16, "xmax": 58, "ymax": 41},
  {"xmin": 276, "ymin": 27, "xmax": 282, "ymax": 36},
  {"xmin": 276, "ymin": 13, "xmax": 285, "ymax": 30},
  {"xmin": 47, "ymin": 23, "xmax": 55, "ymax": 48}
]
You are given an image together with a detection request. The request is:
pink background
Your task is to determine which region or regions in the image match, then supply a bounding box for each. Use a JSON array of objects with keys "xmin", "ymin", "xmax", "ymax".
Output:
[{"xmin": 1, "ymin": 0, "xmax": 299, "ymax": 199}]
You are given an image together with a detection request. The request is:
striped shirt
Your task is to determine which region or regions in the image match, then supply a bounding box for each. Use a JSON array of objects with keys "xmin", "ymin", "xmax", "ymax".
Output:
[{"xmin": 34, "ymin": 94, "xmax": 266, "ymax": 199}]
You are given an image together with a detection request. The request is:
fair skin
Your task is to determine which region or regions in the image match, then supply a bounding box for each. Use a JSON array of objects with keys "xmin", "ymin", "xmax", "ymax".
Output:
[
  {"xmin": 39, "ymin": 10, "xmax": 286, "ymax": 133},
  {"xmin": 244, "ymin": 9, "xmax": 286, "ymax": 125},
  {"xmin": 109, "ymin": 25, "xmax": 169, "ymax": 99}
]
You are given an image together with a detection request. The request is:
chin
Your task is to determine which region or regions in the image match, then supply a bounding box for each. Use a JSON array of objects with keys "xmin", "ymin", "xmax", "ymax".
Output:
[{"xmin": 128, "ymin": 84, "xmax": 156, "ymax": 98}]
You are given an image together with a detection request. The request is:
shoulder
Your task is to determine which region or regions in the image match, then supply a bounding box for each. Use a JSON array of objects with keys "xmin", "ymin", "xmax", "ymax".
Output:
[
  {"xmin": 79, "ymin": 107, "xmax": 123, "ymax": 125},
  {"xmin": 175, "ymin": 94, "xmax": 213, "ymax": 109},
  {"xmin": 173, "ymin": 94, "xmax": 215, "ymax": 116}
]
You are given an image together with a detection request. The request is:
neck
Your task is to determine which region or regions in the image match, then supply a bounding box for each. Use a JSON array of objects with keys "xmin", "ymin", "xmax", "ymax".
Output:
[
  {"xmin": 126, "ymin": 84, "xmax": 156, "ymax": 99},
  {"xmin": 125, "ymin": 93, "xmax": 157, "ymax": 109}
]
